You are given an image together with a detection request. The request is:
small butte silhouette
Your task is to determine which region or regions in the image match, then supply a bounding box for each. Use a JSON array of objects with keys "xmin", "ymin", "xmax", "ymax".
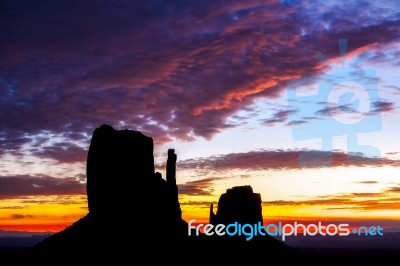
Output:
[{"xmin": 30, "ymin": 124, "xmax": 294, "ymax": 262}]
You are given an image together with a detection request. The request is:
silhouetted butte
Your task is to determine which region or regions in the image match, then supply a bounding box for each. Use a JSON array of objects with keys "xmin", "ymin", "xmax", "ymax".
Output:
[
  {"xmin": 34, "ymin": 124, "xmax": 186, "ymax": 259},
  {"xmin": 210, "ymin": 185, "xmax": 263, "ymax": 225},
  {"xmin": 32, "ymin": 124, "xmax": 296, "ymax": 262}
]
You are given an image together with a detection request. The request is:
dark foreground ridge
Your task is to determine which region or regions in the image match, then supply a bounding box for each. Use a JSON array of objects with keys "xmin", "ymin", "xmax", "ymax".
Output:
[{"xmin": 29, "ymin": 124, "xmax": 295, "ymax": 262}]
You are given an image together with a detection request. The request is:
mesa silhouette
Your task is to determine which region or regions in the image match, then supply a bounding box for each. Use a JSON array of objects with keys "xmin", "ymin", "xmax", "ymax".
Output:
[
  {"xmin": 32, "ymin": 124, "xmax": 295, "ymax": 262},
  {"xmin": 210, "ymin": 185, "xmax": 263, "ymax": 225}
]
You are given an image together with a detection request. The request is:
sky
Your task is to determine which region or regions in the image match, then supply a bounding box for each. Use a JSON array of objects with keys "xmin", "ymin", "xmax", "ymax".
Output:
[{"xmin": 0, "ymin": 0, "xmax": 399, "ymax": 233}]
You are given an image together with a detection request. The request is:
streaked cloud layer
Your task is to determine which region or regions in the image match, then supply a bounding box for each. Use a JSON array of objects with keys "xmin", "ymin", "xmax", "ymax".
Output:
[
  {"xmin": 0, "ymin": 175, "xmax": 84, "ymax": 199},
  {"xmin": 1, "ymin": 1, "xmax": 399, "ymax": 157},
  {"xmin": 177, "ymin": 149, "xmax": 400, "ymax": 171}
]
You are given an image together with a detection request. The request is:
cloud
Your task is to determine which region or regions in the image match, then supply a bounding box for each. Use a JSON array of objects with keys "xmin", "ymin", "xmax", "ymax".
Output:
[
  {"xmin": 0, "ymin": 131, "xmax": 89, "ymax": 164},
  {"xmin": 315, "ymin": 104, "xmax": 360, "ymax": 117},
  {"xmin": 286, "ymin": 120, "xmax": 307, "ymax": 126},
  {"xmin": 0, "ymin": 206, "xmax": 25, "ymax": 210},
  {"xmin": 33, "ymin": 142, "xmax": 88, "ymax": 163},
  {"xmin": 261, "ymin": 110, "xmax": 297, "ymax": 126},
  {"xmin": 179, "ymin": 201, "xmax": 213, "ymax": 208},
  {"xmin": 371, "ymin": 100, "xmax": 396, "ymax": 114},
  {"xmin": 386, "ymin": 186, "xmax": 400, "ymax": 193},
  {"xmin": 178, "ymin": 177, "xmax": 217, "ymax": 196},
  {"xmin": 0, "ymin": 0, "xmax": 399, "ymax": 163},
  {"xmin": 10, "ymin": 214, "xmax": 33, "ymax": 220},
  {"xmin": 0, "ymin": 175, "xmax": 85, "ymax": 199},
  {"xmin": 177, "ymin": 149, "xmax": 400, "ymax": 171},
  {"xmin": 265, "ymin": 198, "xmax": 353, "ymax": 206},
  {"xmin": 264, "ymin": 186, "xmax": 400, "ymax": 211},
  {"xmin": 354, "ymin": 181, "xmax": 378, "ymax": 184}
]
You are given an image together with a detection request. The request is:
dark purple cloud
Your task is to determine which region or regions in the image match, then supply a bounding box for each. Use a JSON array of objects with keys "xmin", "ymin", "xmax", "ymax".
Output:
[
  {"xmin": 0, "ymin": 175, "xmax": 85, "ymax": 199},
  {"xmin": 371, "ymin": 100, "xmax": 396, "ymax": 113},
  {"xmin": 314, "ymin": 99, "xmax": 396, "ymax": 119},
  {"xmin": 261, "ymin": 110, "xmax": 297, "ymax": 126},
  {"xmin": 315, "ymin": 104, "xmax": 360, "ymax": 117},
  {"xmin": 177, "ymin": 149, "xmax": 400, "ymax": 171},
  {"xmin": 178, "ymin": 177, "xmax": 216, "ymax": 196},
  {"xmin": 0, "ymin": 1, "xmax": 399, "ymax": 163},
  {"xmin": 33, "ymin": 142, "xmax": 87, "ymax": 163}
]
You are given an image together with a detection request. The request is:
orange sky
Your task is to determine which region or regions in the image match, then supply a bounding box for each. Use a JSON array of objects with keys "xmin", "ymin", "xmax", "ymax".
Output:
[{"xmin": 1, "ymin": 174, "xmax": 399, "ymax": 234}]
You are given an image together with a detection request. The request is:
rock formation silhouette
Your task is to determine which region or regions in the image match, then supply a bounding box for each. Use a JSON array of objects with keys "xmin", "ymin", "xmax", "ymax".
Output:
[
  {"xmin": 86, "ymin": 124, "xmax": 155, "ymax": 215},
  {"xmin": 206, "ymin": 184, "xmax": 294, "ymax": 260},
  {"xmin": 33, "ymin": 125, "xmax": 187, "ymax": 260},
  {"xmin": 85, "ymin": 125, "xmax": 182, "ymax": 229},
  {"xmin": 210, "ymin": 185, "xmax": 262, "ymax": 225},
  {"xmin": 31, "ymin": 124, "xmax": 296, "ymax": 262}
]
